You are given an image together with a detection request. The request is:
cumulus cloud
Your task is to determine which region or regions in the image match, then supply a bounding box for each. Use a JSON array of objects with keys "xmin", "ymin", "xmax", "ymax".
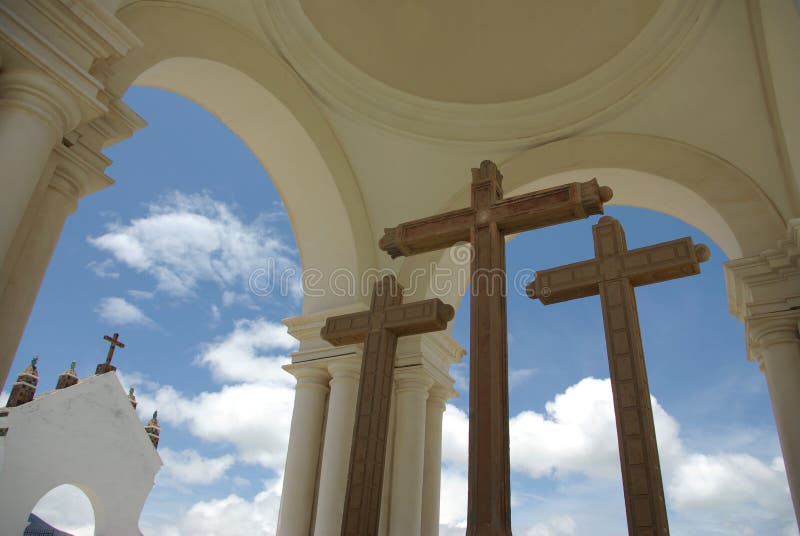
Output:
[
  {"xmin": 88, "ymin": 191, "xmax": 298, "ymax": 300},
  {"xmin": 195, "ymin": 318, "xmax": 296, "ymax": 384},
  {"xmin": 144, "ymin": 478, "xmax": 283, "ymax": 536},
  {"xmin": 96, "ymin": 296, "xmax": 153, "ymax": 327},
  {"xmin": 438, "ymin": 377, "xmax": 794, "ymax": 533},
  {"xmin": 524, "ymin": 516, "xmax": 577, "ymax": 536},
  {"xmin": 135, "ymin": 319, "xmax": 297, "ymax": 470},
  {"xmin": 159, "ymin": 448, "xmax": 235, "ymax": 485},
  {"xmin": 31, "ymin": 484, "xmax": 94, "ymax": 536}
]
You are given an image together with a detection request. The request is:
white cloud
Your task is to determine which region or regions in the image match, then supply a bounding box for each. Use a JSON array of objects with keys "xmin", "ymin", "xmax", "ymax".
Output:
[
  {"xmin": 509, "ymin": 368, "xmax": 537, "ymax": 389},
  {"xmin": 159, "ymin": 448, "xmax": 235, "ymax": 485},
  {"xmin": 144, "ymin": 478, "xmax": 283, "ymax": 536},
  {"xmin": 438, "ymin": 377, "xmax": 795, "ymax": 533},
  {"xmin": 669, "ymin": 453, "xmax": 792, "ymax": 514},
  {"xmin": 524, "ymin": 516, "xmax": 577, "ymax": 536},
  {"xmin": 31, "ymin": 484, "xmax": 94, "ymax": 536},
  {"xmin": 86, "ymin": 259, "xmax": 119, "ymax": 279},
  {"xmin": 135, "ymin": 319, "xmax": 298, "ymax": 470},
  {"xmin": 195, "ymin": 318, "xmax": 297, "ymax": 384},
  {"xmin": 88, "ymin": 191, "xmax": 298, "ymax": 299},
  {"xmin": 96, "ymin": 296, "xmax": 153, "ymax": 327}
]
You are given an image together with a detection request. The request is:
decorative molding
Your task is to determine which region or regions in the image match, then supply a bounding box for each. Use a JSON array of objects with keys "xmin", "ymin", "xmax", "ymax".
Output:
[
  {"xmin": 725, "ymin": 219, "xmax": 800, "ymax": 321},
  {"xmin": 0, "ymin": 68, "xmax": 82, "ymax": 133},
  {"xmin": 725, "ymin": 219, "xmax": 800, "ymax": 363},
  {"xmin": 0, "ymin": 0, "xmax": 143, "ymax": 124},
  {"xmin": 0, "ymin": 3, "xmax": 106, "ymax": 119},
  {"xmin": 255, "ymin": 0, "xmax": 717, "ymax": 146}
]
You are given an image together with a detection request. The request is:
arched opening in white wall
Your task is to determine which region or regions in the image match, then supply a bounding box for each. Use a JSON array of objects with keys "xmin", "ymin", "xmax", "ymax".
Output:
[{"xmin": 30, "ymin": 484, "xmax": 95, "ymax": 536}]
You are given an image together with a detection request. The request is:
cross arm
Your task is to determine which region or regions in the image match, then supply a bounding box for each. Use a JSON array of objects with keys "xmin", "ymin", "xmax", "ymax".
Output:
[
  {"xmin": 620, "ymin": 238, "xmax": 710, "ymax": 288},
  {"xmin": 527, "ymin": 238, "xmax": 711, "ymax": 305},
  {"xmin": 526, "ymin": 258, "xmax": 603, "ymax": 304},
  {"xmin": 379, "ymin": 207, "xmax": 474, "ymax": 258},
  {"xmin": 384, "ymin": 298, "xmax": 455, "ymax": 336},
  {"xmin": 494, "ymin": 179, "xmax": 612, "ymax": 235},
  {"xmin": 320, "ymin": 311, "xmax": 372, "ymax": 346}
]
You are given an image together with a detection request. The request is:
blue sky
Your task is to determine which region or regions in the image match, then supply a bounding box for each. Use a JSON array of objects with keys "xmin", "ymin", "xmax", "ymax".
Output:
[{"xmin": 6, "ymin": 87, "xmax": 797, "ymax": 535}]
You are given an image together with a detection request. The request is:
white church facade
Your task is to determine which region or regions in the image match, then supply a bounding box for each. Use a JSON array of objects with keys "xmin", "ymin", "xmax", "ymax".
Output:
[
  {"xmin": 0, "ymin": 361, "xmax": 162, "ymax": 535},
  {"xmin": 0, "ymin": 0, "xmax": 798, "ymax": 534}
]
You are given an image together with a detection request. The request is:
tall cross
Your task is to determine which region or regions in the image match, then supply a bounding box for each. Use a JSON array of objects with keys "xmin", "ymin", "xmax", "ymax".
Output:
[
  {"xmin": 321, "ymin": 275, "xmax": 455, "ymax": 536},
  {"xmin": 96, "ymin": 332, "xmax": 125, "ymax": 374},
  {"xmin": 379, "ymin": 160, "xmax": 612, "ymax": 534},
  {"xmin": 526, "ymin": 216, "xmax": 710, "ymax": 535}
]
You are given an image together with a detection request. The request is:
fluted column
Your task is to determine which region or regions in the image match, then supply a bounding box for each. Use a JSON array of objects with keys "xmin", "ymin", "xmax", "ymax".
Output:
[
  {"xmin": 0, "ymin": 69, "xmax": 80, "ymax": 275},
  {"xmin": 749, "ymin": 313, "xmax": 800, "ymax": 527},
  {"xmin": 388, "ymin": 367, "xmax": 433, "ymax": 536},
  {"xmin": 277, "ymin": 366, "xmax": 330, "ymax": 536},
  {"xmin": 421, "ymin": 385, "xmax": 451, "ymax": 536},
  {"xmin": 314, "ymin": 358, "xmax": 360, "ymax": 536}
]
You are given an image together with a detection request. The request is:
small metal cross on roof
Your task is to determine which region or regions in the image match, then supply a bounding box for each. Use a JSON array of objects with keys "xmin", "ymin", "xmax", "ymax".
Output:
[{"xmin": 96, "ymin": 332, "xmax": 125, "ymax": 375}]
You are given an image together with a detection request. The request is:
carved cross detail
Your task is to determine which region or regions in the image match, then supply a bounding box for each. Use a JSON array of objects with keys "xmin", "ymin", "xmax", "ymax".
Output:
[
  {"xmin": 96, "ymin": 332, "xmax": 125, "ymax": 374},
  {"xmin": 380, "ymin": 160, "xmax": 612, "ymax": 535},
  {"xmin": 321, "ymin": 275, "xmax": 454, "ymax": 536},
  {"xmin": 527, "ymin": 216, "xmax": 710, "ymax": 536}
]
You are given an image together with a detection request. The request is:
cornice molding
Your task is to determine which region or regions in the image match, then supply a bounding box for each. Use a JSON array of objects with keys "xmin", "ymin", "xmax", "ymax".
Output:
[
  {"xmin": 725, "ymin": 219, "xmax": 800, "ymax": 321},
  {"xmin": 255, "ymin": 0, "xmax": 717, "ymax": 146},
  {"xmin": 0, "ymin": 0, "xmax": 143, "ymax": 124}
]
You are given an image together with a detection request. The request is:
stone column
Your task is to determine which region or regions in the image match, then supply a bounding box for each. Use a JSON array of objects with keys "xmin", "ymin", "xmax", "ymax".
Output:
[
  {"xmin": 749, "ymin": 313, "xmax": 800, "ymax": 527},
  {"xmin": 314, "ymin": 358, "xmax": 360, "ymax": 536},
  {"xmin": 0, "ymin": 69, "xmax": 80, "ymax": 275},
  {"xmin": 277, "ymin": 366, "xmax": 330, "ymax": 536},
  {"xmin": 725, "ymin": 218, "xmax": 800, "ymax": 529},
  {"xmin": 421, "ymin": 385, "xmax": 451, "ymax": 536},
  {"xmin": 388, "ymin": 367, "xmax": 433, "ymax": 536}
]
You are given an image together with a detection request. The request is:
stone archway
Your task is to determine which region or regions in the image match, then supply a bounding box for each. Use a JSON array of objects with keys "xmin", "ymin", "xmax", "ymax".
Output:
[
  {"xmin": 107, "ymin": 1, "xmax": 376, "ymax": 313},
  {"xmin": 397, "ymin": 133, "xmax": 786, "ymax": 311},
  {"xmin": 30, "ymin": 483, "xmax": 96, "ymax": 535}
]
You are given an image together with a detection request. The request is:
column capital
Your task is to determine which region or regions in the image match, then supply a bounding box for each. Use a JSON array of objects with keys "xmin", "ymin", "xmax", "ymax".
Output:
[
  {"xmin": 747, "ymin": 311, "xmax": 800, "ymax": 367},
  {"xmin": 327, "ymin": 356, "xmax": 360, "ymax": 382},
  {"xmin": 0, "ymin": 69, "xmax": 82, "ymax": 134},
  {"xmin": 0, "ymin": 0, "xmax": 143, "ymax": 123},
  {"xmin": 283, "ymin": 363, "xmax": 330, "ymax": 388},
  {"xmin": 395, "ymin": 366, "xmax": 434, "ymax": 394}
]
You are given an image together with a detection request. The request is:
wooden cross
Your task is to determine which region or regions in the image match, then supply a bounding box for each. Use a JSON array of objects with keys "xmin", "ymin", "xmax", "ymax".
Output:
[
  {"xmin": 379, "ymin": 160, "xmax": 612, "ymax": 534},
  {"xmin": 320, "ymin": 274, "xmax": 455, "ymax": 536},
  {"xmin": 526, "ymin": 216, "xmax": 710, "ymax": 536},
  {"xmin": 96, "ymin": 332, "xmax": 125, "ymax": 374}
]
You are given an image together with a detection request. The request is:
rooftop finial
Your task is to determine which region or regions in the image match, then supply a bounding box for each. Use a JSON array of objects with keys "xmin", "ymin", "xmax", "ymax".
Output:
[{"xmin": 31, "ymin": 356, "xmax": 38, "ymax": 368}]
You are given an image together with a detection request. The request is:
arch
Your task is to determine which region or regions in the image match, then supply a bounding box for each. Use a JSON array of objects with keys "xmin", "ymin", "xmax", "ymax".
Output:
[
  {"xmin": 106, "ymin": 2, "xmax": 376, "ymax": 313},
  {"xmin": 397, "ymin": 133, "xmax": 786, "ymax": 311},
  {"xmin": 30, "ymin": 483, "xmax": 96, "ymax": 535}
]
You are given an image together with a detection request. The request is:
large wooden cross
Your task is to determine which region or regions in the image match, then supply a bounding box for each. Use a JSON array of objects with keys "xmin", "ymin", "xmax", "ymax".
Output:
[
  {"xmin": 526, "ymin": 216, "xmax": 710, "ymax": 535},
  {"xmin": 320, "ymin": 274, "xmax": 455, "ymax": 536},
  {"xmin": 379, "ymin": 160, "xmax": 612, "ymax": 534},
  {"xmin": 96, "ymin": 332, "xmax": 125, "ymax": 374}
]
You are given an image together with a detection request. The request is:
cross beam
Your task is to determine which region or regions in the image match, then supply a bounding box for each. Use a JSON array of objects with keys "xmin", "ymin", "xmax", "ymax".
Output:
[
  {"xmin": 321, "ymin": 275, "xmax": 454, "ymax": 536},
  {"xmin": 527, "ymin": 216, "xmax": 710, "ymax": 536},
  {"xmin": 379, "ymin": 161, "xmax": 612, "ymax": 535}
]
